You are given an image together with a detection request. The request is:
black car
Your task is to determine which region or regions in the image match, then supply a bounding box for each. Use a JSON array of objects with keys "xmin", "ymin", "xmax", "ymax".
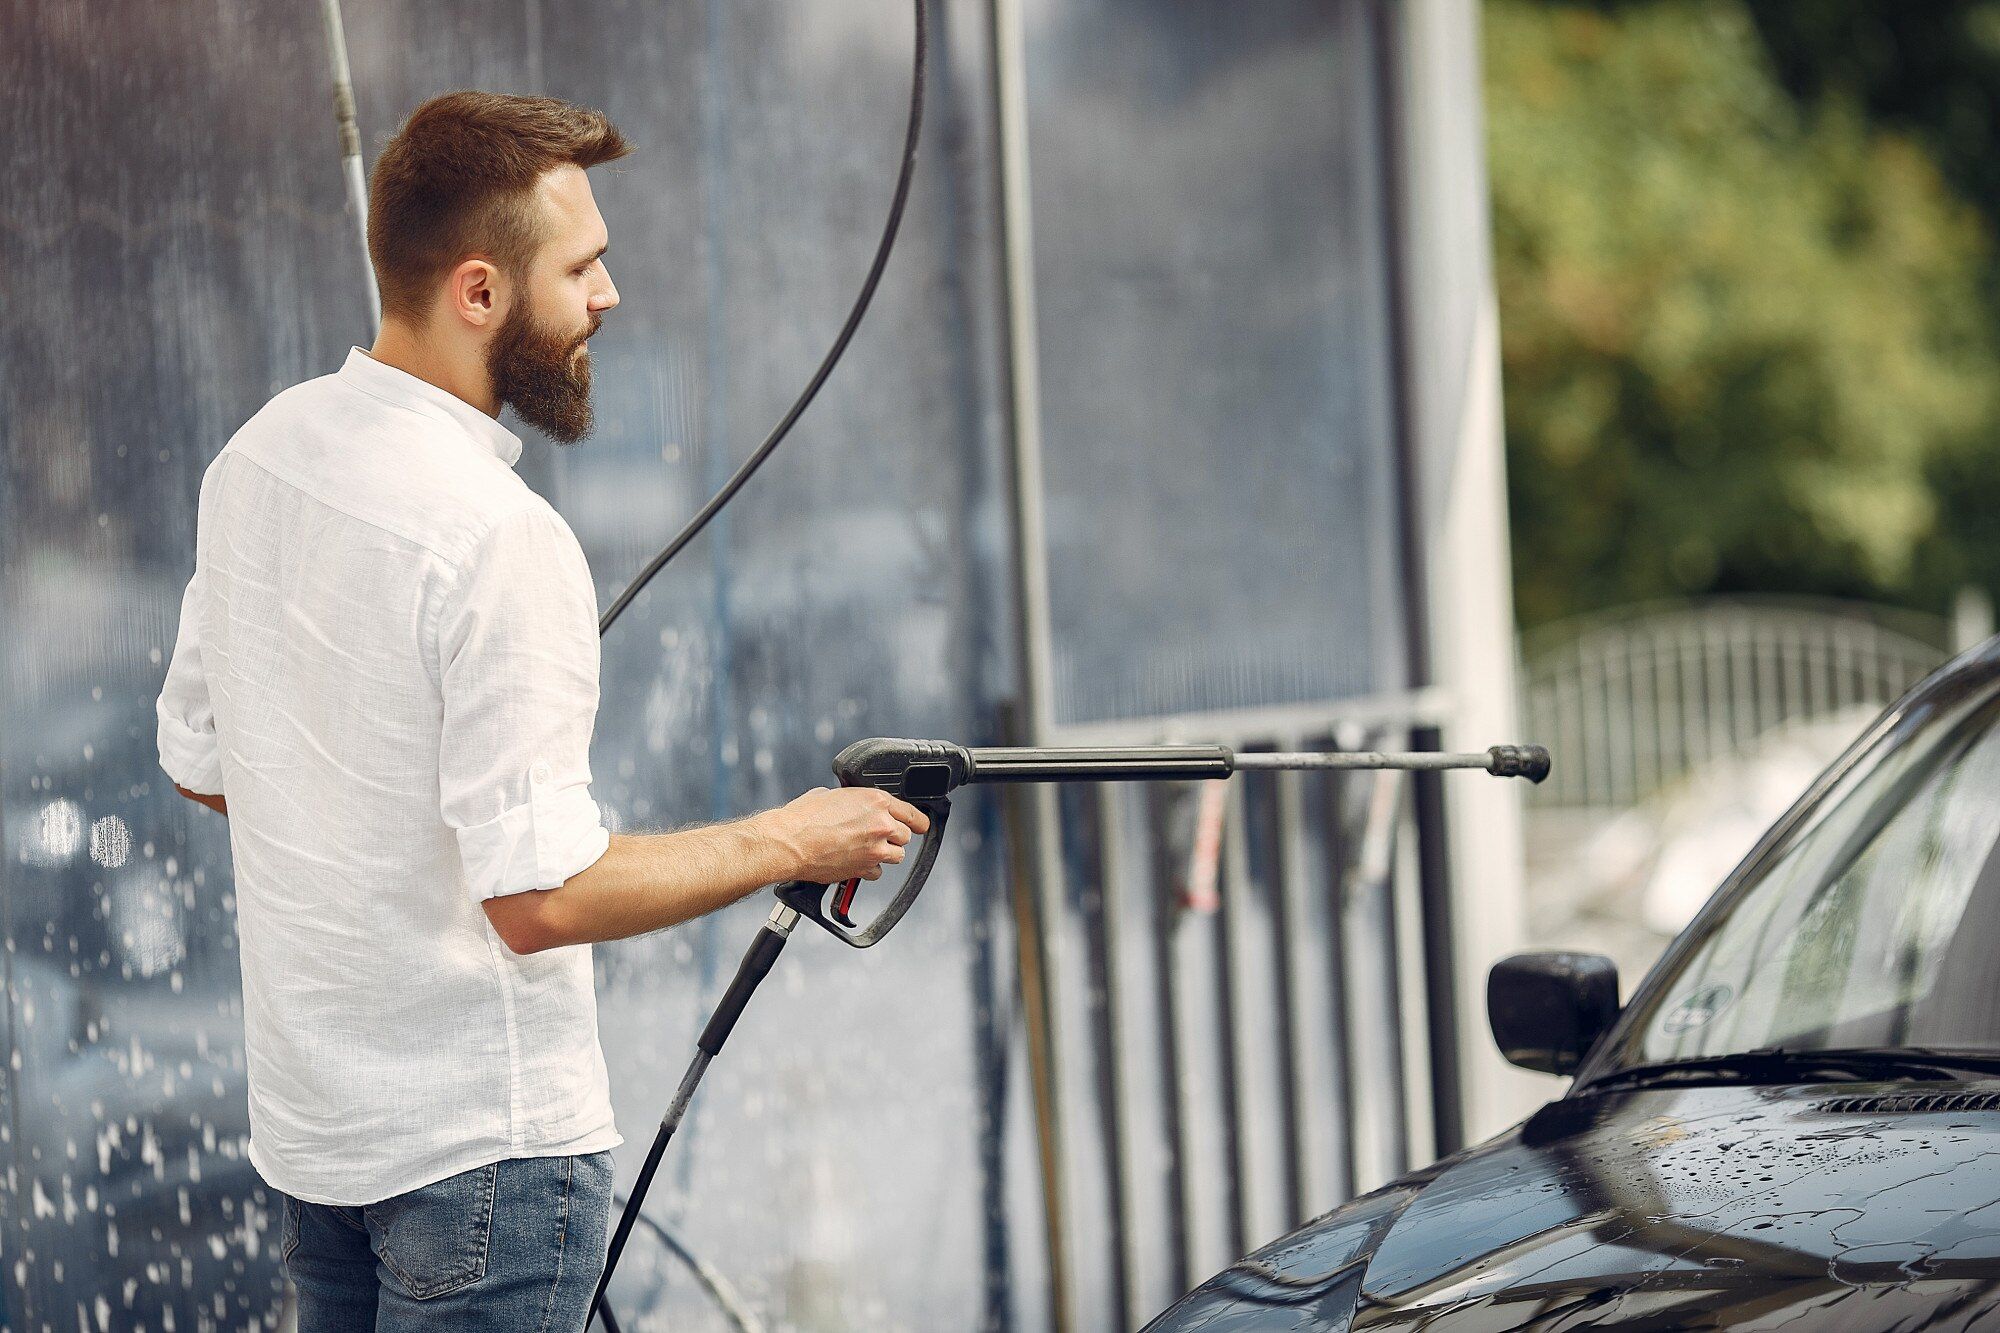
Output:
[{"xmin": 1146, "ymin": 638, "xmax": 2000, "ymax": 1330}]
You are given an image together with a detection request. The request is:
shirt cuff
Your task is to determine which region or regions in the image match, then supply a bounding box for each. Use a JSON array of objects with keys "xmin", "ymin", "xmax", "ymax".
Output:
[
  {"xmin": 456, "ymin": 772, "xmax": 611, "ymax": 903},
  {"xmin": 157, "ymin": 708, "xmax": 225, "ymax": 796}
]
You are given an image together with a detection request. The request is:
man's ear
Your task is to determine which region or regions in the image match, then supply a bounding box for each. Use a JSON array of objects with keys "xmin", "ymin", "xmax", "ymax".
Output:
[{"xmin": 446, "ymin": 257, "xmax": 505, "ymax": 331}]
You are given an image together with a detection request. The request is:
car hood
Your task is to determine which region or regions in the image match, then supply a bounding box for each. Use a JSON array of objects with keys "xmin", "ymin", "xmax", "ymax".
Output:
[{"xmin": 1145, "ymin": 1080, "xmax": 2000, "ymax": 1330}]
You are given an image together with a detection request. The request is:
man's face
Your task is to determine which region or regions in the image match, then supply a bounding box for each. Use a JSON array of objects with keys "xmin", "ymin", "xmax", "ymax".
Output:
[{"xmin": 485, "ymin": 165, "xmax": 619, "ymax": 445}]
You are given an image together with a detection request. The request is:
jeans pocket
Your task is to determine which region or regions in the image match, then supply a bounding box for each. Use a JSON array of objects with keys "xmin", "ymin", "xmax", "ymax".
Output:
[
  {"xmin": 367, "ymin": 1162, "xmax": 498, "ymax": 1301},
  {"xmin": 280, "ymin": 1194, "xmax": 301, "ymax": 1266},
  {"xmin": 573, "ymin": 1150, "xmax": 614, "ymax": 1204}
]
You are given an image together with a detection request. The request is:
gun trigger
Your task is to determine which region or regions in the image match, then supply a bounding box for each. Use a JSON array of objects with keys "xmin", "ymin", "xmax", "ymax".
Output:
[{"xmin": 831, "ymin": 877, "xmax": 861, "ymax": 928}]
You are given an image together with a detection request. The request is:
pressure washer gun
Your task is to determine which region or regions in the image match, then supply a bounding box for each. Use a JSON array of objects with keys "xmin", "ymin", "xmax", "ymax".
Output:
[
  {"xmin": 590, "ymin": 734, "xmax": 1548, "ymax": 1329},
  {"xmin": 774, "ymin": 735, "xmax": 1549, "ymax": 948}
]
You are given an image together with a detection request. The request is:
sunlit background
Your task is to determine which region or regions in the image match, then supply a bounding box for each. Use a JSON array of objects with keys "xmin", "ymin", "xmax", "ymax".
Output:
[{"xmin": 1497, "ymin": 1, "xmax": 2000, "ymax": 990}]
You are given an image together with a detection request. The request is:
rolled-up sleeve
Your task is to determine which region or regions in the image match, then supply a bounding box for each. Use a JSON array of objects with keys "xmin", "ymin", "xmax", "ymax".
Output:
[
  {"xmin": 157, "ymin": 565, "xmax": 226, "ymax": 796},
  {"xmin": 436, "ymin": 503, "xmax": 611, "ymax": 903}
]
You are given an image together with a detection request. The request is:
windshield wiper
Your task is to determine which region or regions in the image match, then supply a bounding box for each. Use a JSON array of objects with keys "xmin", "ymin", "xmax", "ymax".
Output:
[{"xmin": 1580, "ymin": 1046, "xmax": 2000, "ymax": 1095}]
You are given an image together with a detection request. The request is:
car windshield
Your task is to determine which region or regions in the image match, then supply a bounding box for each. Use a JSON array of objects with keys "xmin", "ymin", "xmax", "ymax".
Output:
[{"xmin": 1599, "ymin": 673, "xmax": 2000, "ymax": 1072}]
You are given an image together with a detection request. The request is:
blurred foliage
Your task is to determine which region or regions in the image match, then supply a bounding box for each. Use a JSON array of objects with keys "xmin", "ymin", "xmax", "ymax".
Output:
[
  {"xmin": 1744, "ymin": 2, "xmax": 2000, "ymax": 619},
  {"xmin": 1486, "ymin": 0, "xmax": 2000, "ymax": 629},
  {"xmin": 1746, "ymin": 3, "xmax": 2000, "ymax": 230}
]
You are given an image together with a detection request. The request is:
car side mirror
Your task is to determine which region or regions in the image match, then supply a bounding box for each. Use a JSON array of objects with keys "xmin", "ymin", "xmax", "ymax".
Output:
[{"xmin": 1488, "ymin": 952, "xmax": 1619, "ymax": 1076}]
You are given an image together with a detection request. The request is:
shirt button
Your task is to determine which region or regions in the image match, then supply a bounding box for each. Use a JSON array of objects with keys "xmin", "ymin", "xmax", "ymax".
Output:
[{"xmin": 531, "ymin": 762, "xmax": 552, "ymax": 784}]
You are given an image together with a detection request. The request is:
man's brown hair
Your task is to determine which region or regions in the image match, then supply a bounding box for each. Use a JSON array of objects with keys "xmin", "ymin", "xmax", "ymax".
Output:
[{"xmin": 367, "ymin": 91, "xmax": 631, "ymax": 322}]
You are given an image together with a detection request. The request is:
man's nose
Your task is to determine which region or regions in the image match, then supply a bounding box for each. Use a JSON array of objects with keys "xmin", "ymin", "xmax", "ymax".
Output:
[{"xmin": 592, "ymin": 267, "xmax": 619, "ymax": 312}]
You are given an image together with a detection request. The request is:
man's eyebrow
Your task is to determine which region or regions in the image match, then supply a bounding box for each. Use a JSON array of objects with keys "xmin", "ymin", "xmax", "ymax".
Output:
[{"xmin": 572, "ymin": 242, "xmax": 609, "ymax": 267}]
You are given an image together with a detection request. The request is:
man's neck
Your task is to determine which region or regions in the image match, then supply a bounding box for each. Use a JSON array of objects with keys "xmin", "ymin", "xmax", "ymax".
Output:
[{"xmin": 367, "ymin": 320, "xmax": 501, "ymax": 418}]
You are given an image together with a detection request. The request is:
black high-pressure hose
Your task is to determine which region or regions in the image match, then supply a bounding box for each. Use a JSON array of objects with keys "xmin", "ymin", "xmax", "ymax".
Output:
[
  {"xmin": 589, "ymin": 4, "xmax": 927, "ymax": 1327},
  {"xmin": 597, "ymin": 3, "xmax": 927, "ymax": 637}
]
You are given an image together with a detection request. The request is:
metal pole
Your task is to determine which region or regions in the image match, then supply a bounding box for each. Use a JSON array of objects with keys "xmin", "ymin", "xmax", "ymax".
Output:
[
  {"xmin": 319, "ymin": 0, "xmax": 381, "ymax": 333},
  {"xmin": 1215, "ymin": 777, "xmax": 1255, "ymax": 1256},
  {"xmin": 1409, "ymin": 728, "xmax": 1465, "ymax": 1155},
  {"xmin": 1369, "ymin": 0, "xmax": 1466, "ymax": 1162},
  {"xmin": 1321, "ymin": 762, "xmax": 1358, "ymax": 1205},
  {"xmin": 997, "ymin": 715, "xmax": 1071, "ymax": 1333},
  {"xmin": 1271, "ymin": 765, "xmax": 1314, "ymax": 1227},
  {"xmin": 1092, "ymin": 786, "xmax": 1139, "ymax": 1331},
  {"xmin": 1231, "ymin": 750, "xmax": 1517, "ymax": 774},
  {"xmin": 1354, "ymin": 765, "xmax": 1410, "ymax": 1181},
  {"xmin": 989, "ymin": 0, "xmax": 1075, "ymax": 1324},
  {"xmin": 1145, "ymin": 782, "xmax": 1195, "ymax": 1302},
  {"xmin": 963, "ymin": 744, "xmax": 1547, "ymax": 782}
]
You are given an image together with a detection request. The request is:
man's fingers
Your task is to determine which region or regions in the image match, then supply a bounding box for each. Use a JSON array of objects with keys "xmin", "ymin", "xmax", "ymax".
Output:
[
  {"xmin": 888, "ymin": 798, "xmax": 932, "ymax": 834},
  {"xmin": 858, "ymin": 788, "xmax": 930, "ymax": 834}
]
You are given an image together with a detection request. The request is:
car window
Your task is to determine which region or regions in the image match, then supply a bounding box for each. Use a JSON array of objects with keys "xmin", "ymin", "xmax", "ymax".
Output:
[{"xmin": 1607, "ymin": 682, "xmax": 2000, "ymax": 1068}]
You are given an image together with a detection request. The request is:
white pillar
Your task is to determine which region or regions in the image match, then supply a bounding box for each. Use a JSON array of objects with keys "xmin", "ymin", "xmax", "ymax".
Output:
[{"xmin": 1391, "ymin": 0, "xmax": 1549, "ymax": 1139}]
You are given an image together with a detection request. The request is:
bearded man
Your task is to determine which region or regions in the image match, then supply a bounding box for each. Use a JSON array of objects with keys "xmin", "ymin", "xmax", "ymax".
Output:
[{"xmin": 153, "ymin": 91, "xmax": 928, "ymax": 1331}]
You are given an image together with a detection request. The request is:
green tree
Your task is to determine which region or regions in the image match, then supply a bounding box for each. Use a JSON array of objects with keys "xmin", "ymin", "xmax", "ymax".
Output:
[
  {"xmin": 1486, "ymin": 0, "xmax": 1999, "ymax": 628},
  {"xmin": 1744, "ymin": 1, "xmax": 2000, "ymax": 605}
]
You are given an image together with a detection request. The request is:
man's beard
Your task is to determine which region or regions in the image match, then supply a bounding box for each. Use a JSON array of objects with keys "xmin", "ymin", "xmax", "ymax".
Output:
[{"xmin": 485, "ymin": 297, "xmax": 601, "ymax": 445}]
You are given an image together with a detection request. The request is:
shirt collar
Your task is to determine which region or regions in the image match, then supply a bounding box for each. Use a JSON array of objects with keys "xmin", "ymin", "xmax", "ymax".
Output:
[{"xmin": 338, "ymin": 346, "xmax": 524, "ymax": 468}]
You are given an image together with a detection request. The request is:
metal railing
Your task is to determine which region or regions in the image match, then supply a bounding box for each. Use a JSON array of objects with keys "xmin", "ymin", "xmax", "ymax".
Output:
[
  {"xmin": 1010, "ymin": 696, "xmax": 1455, "ymax": 1329},
  {"xmin": 1517, "ymin": 597, "xmax": 1964, "ymax": 811}
]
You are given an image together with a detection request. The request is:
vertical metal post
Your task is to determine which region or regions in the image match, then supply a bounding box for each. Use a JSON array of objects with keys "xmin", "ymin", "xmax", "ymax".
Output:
[
  {"xmin": 1370, "ymin": 0, "xmax": 1463, "ymax": 1159},
  {"xmin": 1389, "ymin": 760, "xmax": 1438, "ymax": 1169},
  {"xmin": 318, "ymin": 0, "xmax": 380, "ymax": 334},
  {"xmin": 1356, "ymin": 764, "xmax": 1411, "ymax": 1178},
  {"xmin": 1955, "ymin": 586, "xmax": 1995, "ymax": 652},
  {"xmin": 1093, "ymin": 785, "xmax": 1139, "ymax": 1332},
  {"xmin": 1145, "ymin": 783, "xmax": 1194, "ymax": 1301},
  {"xmin": 1271, "ymin": 764, "xmax": 1314, "ymax": 1226},
  {"xmin": 968, "ymin": 786, "xmax": 1016, "ymax": 1333},
  {"xmin": 1321, "ymin": 763, "xmax": 1358, "ymax": 1205},
  {"xmin": 922, "ymin": 3, "xmax": 1018, "ymax": 1319},
  {"xmin": 997, "ymin": 710, "xmax": 1069, "ymax": 1333},
  {"xmin": 990, "ymin": 0, "xmax": 1075, "ymax": 1326},
  {"xmin": 1215, "ymin": 778, "xmax": 1254, "ymax": 1256},
  {"xmin": 1410, "ymin": 727, "xmax": 1463, "ymax": 1154}
]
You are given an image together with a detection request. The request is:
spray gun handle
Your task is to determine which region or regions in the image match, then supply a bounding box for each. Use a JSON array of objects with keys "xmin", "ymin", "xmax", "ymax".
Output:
[{"xmin": 775, "ymin": 796, "xmax": 952, "ymax": 948}]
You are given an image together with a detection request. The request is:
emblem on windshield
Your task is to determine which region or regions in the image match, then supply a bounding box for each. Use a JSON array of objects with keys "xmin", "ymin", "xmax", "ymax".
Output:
[{"xmin": 1662, "ymin": 983, "xmax": 1735, "ymax": 1033}]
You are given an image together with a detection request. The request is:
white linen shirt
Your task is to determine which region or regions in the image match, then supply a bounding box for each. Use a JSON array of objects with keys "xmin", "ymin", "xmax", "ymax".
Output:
[{"xmin": 155, "ymin": 346, "xmax": 621, "ymax": 1205}]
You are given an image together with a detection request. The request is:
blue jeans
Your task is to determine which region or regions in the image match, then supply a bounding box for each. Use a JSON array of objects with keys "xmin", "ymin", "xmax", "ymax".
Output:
[{"xmin": 278, "ymin": 1150, "xmax": 614, "ymax": 1332}]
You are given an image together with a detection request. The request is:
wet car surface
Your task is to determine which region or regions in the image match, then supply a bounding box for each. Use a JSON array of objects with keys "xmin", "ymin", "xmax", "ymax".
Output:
[
  {"xmin": 1157, "ymin": 1081, "xmax": 2000, "ymax": 1329},
  {"xmin": 1146, "ymin": 639, "xmax": 2000, "ymax": 1331}
]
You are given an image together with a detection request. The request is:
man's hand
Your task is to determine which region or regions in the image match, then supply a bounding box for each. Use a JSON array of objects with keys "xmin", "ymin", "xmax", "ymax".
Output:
[
  {"xmin": 755, "ymin": 786, "xmax": 933, "ymax": 885},
  {"xmin": 482, "ymin": 787, "xmax": 935, "ymax": 956},
  {"xmin": 175, "ymin": 784, "xmax": 227, "ymax": 816}
]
